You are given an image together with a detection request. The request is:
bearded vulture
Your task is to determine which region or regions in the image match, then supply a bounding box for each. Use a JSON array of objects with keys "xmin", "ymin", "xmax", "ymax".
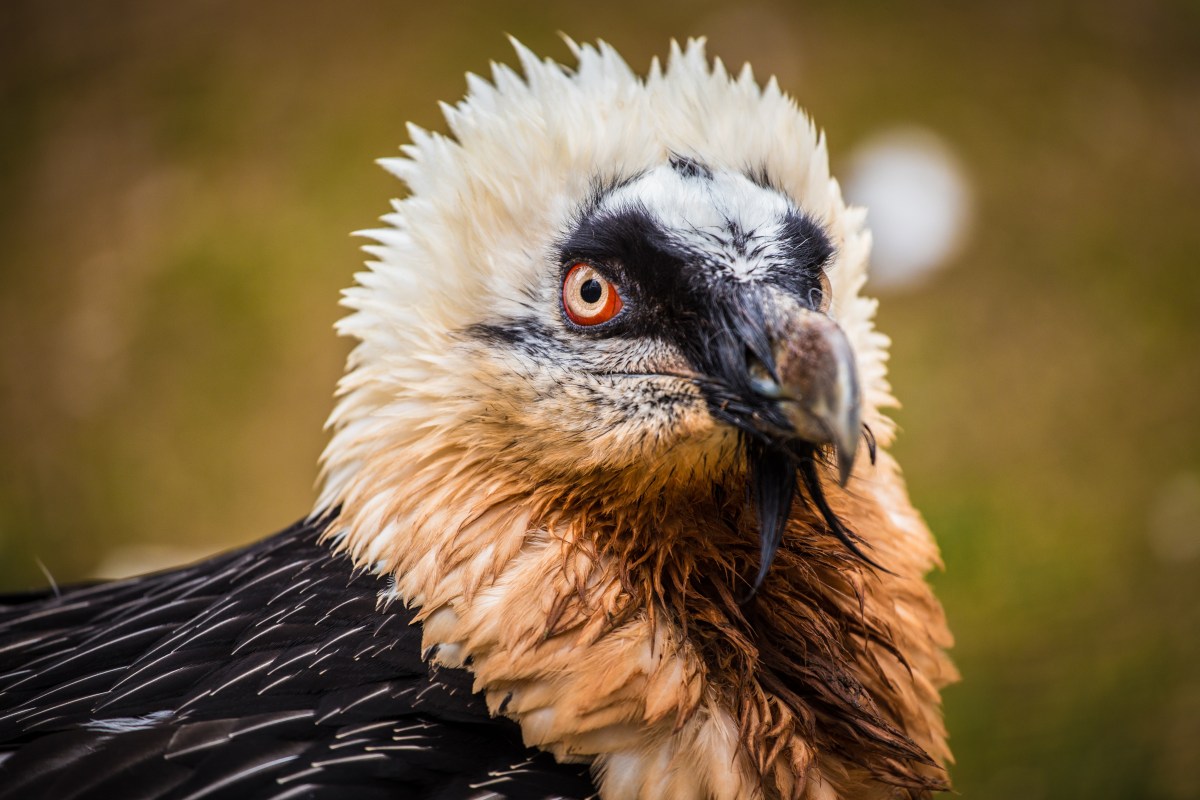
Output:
[{"xmin": 0, "ymin": 38, "xmax": 956, "ymax": 800}]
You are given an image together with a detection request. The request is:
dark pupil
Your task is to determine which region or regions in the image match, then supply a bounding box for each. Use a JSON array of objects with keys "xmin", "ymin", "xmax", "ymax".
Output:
[{"xmin": 580, "ymin": 278, "xmax": 603, "ymax": 304}]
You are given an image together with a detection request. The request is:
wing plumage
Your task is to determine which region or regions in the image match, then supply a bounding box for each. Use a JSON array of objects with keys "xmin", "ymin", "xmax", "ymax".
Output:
[{"xmin": 0, "ymin": 518, "xmax": 596, "ymax": 799}]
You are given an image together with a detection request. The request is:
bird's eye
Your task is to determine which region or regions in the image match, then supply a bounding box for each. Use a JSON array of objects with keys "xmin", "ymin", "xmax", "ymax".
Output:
[
  {"xmin": 562, "ymin": 262, "xmax": 623, "ymax": 326},
  {"xmin": 809, "ymin": 272, "xmax": 831, "ymax": 311}
]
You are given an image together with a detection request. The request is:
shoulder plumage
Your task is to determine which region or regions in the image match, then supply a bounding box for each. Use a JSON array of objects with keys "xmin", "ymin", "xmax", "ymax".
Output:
[{"xmin": 0, "ymin": 517, "xmax": 595, "ymax": 799}]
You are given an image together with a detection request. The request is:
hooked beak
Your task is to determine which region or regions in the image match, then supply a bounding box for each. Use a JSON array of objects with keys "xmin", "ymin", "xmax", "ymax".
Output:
[
  {"xmin": 682, "ymin": 286, "xmax": 873, "ymax": 591},
  {"xmin": 730, "ymin": 304, "xmax": 873, "ymax": 594},
  {"xmin": 750, "ymin": 308, "xmax": 862, "ymax": 485}
]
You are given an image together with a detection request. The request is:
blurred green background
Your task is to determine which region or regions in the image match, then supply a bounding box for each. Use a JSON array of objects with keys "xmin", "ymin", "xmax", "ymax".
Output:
[{"xmin": 2, "ymin": 1, "xmax": 1198, "ymax": 797}]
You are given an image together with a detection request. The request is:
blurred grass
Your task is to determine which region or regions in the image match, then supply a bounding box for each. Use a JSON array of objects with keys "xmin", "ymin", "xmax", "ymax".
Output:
[{"xmin": 1, "ymin": 1, "xmax": 1198, "ymax": 797}]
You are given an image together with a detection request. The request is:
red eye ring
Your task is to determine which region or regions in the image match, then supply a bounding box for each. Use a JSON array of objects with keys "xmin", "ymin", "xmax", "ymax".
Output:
[{"xmin": 562, "ymin": 262, "xmax": 623, "ymax": 326}]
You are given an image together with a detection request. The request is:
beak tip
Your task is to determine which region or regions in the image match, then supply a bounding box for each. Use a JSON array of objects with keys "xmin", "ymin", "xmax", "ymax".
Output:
[{"xmin": 836, "ymin": 443, "xmax": 856, "ymax": 486}]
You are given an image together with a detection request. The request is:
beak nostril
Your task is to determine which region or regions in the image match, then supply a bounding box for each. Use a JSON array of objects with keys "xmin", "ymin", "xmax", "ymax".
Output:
[{"xmin": 748, "ymin": 356, "xmax": 782, "ymax": 399}]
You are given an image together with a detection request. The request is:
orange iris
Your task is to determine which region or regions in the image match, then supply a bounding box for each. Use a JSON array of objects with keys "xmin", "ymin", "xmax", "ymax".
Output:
[{"xmin": 562, "ymin": 262, "xmax": 623, "ymax": 326}]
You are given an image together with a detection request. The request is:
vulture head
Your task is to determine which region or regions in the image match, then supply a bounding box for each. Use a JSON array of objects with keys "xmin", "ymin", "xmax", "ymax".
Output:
[{"xmin": 318, "ymin": 38, "xmax": 955, "ymax": 800}]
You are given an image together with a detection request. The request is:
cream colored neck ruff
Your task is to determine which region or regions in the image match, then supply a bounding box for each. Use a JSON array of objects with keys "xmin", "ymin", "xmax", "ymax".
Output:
[
  {"xmin": 326, "ymin": 431, "xmax": 953, "ymax": 799},
  {"xmin": 330, "ymin": 439, "xmax": 750, "ymax": 798}
]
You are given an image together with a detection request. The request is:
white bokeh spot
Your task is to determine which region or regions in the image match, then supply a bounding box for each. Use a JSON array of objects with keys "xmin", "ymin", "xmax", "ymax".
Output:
[{"xmin": 845, "ymin": 127, "xmax": 971, "ymax": 291}]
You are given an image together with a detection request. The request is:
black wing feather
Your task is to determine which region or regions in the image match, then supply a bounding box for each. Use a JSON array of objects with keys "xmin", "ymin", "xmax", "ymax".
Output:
[{"xmin": 0, "ymin": 517, "xmax": 597, "ymax": 799}]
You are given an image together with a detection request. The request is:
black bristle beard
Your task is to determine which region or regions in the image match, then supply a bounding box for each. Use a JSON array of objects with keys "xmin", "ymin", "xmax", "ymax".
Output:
[
  {"xmin": 744, "ymin": 437, "xmax": 886, "ymax": 599},
  {"xmin": 745, "ymin": 439, "xmax": 796, "ymax": 595}
]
